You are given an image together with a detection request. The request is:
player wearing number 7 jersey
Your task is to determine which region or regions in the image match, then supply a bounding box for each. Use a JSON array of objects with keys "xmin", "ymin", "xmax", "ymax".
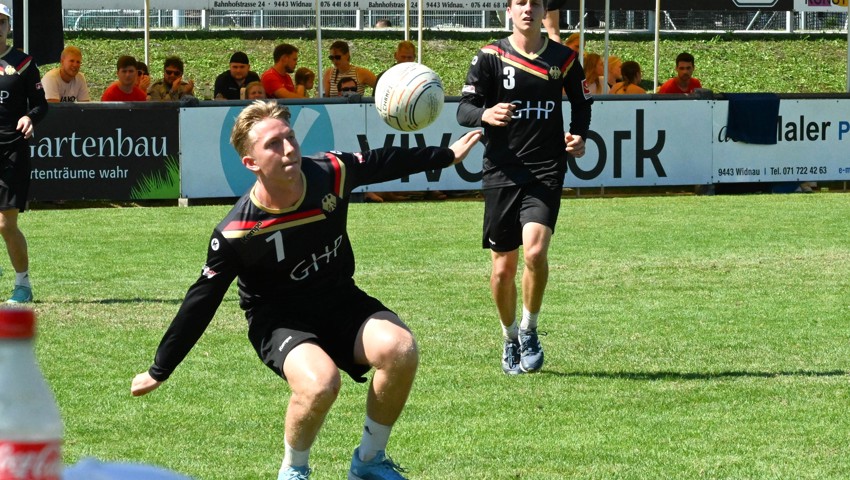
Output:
[
  {"xmin": 457, "ymin": 0, "xmax": 592, "ymax": 375},
  {"xmin": 131, "ymin": 101, "xmax": 481, "ymax": 480}
]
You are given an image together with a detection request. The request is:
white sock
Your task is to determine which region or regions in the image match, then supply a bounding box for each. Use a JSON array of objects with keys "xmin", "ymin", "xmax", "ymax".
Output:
[
  {"xmin": 358, "ymin": 416, "xmax": 392, "ymax": 462},
  {"xmin": 15, "ymin": 271, "xmax": 31, "ymax": 288},
  {"xmin": 280, "ymin": 438, "xmax": 310, "ymax": 470},
  {"xmin": 520, "ymin": 307, "xmax": 539, "ymax": 331},
  {"xmin": 501, "ymin": 320, "xmax": 519, "ymax": 341}
]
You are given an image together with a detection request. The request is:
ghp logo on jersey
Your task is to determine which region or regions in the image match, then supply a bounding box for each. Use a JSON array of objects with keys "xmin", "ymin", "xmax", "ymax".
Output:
[{"xmin": 548, "ymin": 65, "xmax": 562, "ymax": 80}]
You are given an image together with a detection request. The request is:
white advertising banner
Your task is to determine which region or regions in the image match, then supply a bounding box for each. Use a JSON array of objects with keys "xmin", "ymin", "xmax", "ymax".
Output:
[
  {"xmin": 574, "ymin": 99, "xmax": 713, "ymax": 187},
  {"xmin": 181, "ymin": 97, "xmax": 850, "ymax": 198},
  {"xmin": 794, "ymin": 0, "xmax": 849, "ymax": 11},
  {"xmin": 712, "ymin": 99, "xmax": 850, "ymax": 183}
]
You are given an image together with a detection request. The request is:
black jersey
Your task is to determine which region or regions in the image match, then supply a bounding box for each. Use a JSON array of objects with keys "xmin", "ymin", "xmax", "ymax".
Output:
[
  {"xmin": 148, "ymin": 146, "xmax": 455, "ymax": 381},
  {"xmin": 0, "ymin": 47, "xmax": 47, "ymax": 144},
  {"xmin": 457, "ymin": 36, "xmax": 592, "ymax": 189}
]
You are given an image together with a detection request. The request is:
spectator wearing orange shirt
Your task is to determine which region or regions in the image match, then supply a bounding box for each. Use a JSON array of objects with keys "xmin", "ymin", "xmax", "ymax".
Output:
[
  {"xmin": 101, "ymin": 55, "xmax": 147, "ymax": 102},
  {"xmin": 261, "ymin": 43, "xmax": 306, "ymax": 99},
  {"xmin": 657, "ymin": 52, "xmax": 702, "ymax": 94}
]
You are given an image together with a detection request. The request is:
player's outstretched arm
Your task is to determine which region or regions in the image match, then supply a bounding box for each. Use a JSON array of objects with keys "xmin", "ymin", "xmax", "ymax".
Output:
[
  {"xmin": 450, "ymin": 130, "xmax": 483, "ymax": 164},
  {"xmin": 131, "ymin": 371, "xmax": 163, "ymax": 396}
]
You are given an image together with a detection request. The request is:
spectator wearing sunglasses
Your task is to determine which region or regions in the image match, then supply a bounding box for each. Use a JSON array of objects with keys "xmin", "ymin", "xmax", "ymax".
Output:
[
  {"xmin": 336, "ymin": 77, "xmax": 359, "ymax": 97},
  {"xmin": 148, "ymin": 56, "xmax": 196, "ymax": 101},
  {"xmin": 261, "ymin": 43, "xmax": 306, "ymax": 99},
  {"xmin": 322, "ymin": 40, "xmax": 377, "ymax": 97}
]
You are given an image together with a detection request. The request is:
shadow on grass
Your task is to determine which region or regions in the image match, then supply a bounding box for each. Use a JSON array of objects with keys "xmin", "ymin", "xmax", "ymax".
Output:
[{"xmin": 543, "ymin": 369, "xmax": 849, "ymax": 380}]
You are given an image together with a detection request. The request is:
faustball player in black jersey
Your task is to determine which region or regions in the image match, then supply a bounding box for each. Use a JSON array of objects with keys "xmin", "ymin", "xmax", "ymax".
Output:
[
  {"xmin": 457, "ymin": 0, "xmax": 592, "ymax": 376},
  {"xmin": 0, "ymin": 4, "xmax": 47, "ymax": 305},
  {"xmin": 132, "ymin": 101, "xmax": 481, "ymax": 480}
]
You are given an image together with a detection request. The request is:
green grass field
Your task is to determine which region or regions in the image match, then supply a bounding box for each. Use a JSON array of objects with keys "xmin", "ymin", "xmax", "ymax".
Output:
[{"xmin": 21, "ymin": 192, "xmax": 850, "ymax": 479}]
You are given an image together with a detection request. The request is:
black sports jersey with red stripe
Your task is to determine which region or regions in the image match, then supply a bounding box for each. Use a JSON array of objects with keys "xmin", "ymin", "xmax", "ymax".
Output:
[
  {"xmin": 0, "ymin": 47, "xmax": 47, "ymax": 144},
  {"xmin": 148, "ymin": 146, "xmax": 454, "ymax": 381},
  {"xmin": 457, "ymin": 36, "xmax": 592, "ymax": 189}
]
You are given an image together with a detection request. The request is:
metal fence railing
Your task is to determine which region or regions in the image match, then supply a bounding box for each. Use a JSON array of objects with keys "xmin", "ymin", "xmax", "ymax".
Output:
[{"xmin": 64, "ymin": 8, "xmax": 848, "ymax": 32}]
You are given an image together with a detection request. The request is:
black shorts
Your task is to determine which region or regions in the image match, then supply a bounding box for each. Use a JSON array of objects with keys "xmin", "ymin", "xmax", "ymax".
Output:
[
  {"xmin": 0, "ymin": 140, "xmax": 31, "ymax": 212},
  {"xmin": 547, "ymin": 0, "xmax": 567, "ymax": 11},
  {"xmin": 246, "ymin": 285, "xmax": 392, "ymax": 383},
  {"xmin": 482, "ymin": 182, "xmax": 562, "ymax": 252}
]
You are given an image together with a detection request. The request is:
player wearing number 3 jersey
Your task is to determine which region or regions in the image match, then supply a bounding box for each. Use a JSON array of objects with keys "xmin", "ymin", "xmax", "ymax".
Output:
[
  {"xmin": 131, "ymin": 101, "xmax": 482, "ymax": 480},
  {"xmin": 457, "ymin": 0, "xmax": 592, "ymax": 375}
]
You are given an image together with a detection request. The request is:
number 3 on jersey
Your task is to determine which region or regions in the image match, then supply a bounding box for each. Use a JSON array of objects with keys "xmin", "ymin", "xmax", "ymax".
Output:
[{"xmin": 503, "ymin": 66, "xmax": 515, "ymax": 90}]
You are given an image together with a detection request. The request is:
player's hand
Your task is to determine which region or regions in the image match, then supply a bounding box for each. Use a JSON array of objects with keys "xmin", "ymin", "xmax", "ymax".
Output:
[
  {"xmin": 482, "ymin": 102, "xmax": 516, "ymax": 127},
  {"xmin": 131, "ymin": 371, "xmax": 163, "ymax": 396},
  {"xmin": 565, "ymin": 133, "xmax": 586, "ymax": 158},
  {"xmin": 16, "ymin": 116, "xmax": 33, "ymax": 139},
  {"xmin": 450, "ymin": 130, "xmax": 483, "ymax": 164}
]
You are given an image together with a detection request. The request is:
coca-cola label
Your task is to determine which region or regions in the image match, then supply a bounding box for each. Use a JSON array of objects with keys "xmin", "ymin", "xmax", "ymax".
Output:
[{"xmin": 0, "ymin": 441, "xmax": 61, "ymax": 480}]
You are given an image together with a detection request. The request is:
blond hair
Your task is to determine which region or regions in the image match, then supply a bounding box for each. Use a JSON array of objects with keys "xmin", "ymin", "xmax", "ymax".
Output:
[
  {"xmin": 61, "ymin": 46, "xmax": 83, "ymax": 59},
  {"xmin": 230, "ymin": 101, "xmax": 291, "ymax": 157},
  {"xmin": 584, "ymin": 53, "xmax": 602, "ymax": 84}
]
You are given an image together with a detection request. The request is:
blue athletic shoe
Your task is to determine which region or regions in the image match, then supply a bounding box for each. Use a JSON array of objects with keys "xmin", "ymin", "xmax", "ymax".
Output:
[
  {"xmin": 519, "ymin": 328, "xmax": 544, "ymax": 373},
  {"xmin": 348, "ymin": 447, "xmax": 408, "ymax": 480},
  {"xmin": 6, "ymin": 285, "xmax": 33, "ymax": 304},
  {"xmin": 277, "ymin": 465, "xmax": 311, "ymax": 480},
  {"xmin": 502, "ymin": 338, "xmax": 522, "ymax": 375}
]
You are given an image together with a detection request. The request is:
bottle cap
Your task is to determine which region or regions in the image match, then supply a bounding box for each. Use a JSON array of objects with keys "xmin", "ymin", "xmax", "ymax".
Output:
[{"xmin": 0, "ymin": 307, "xmax": 35, "ymax": 338}]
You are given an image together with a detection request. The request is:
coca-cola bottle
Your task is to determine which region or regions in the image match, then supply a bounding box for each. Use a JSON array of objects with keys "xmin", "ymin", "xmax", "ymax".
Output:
[{"xmin": 0, "ymin": 307, "xmax": 63, "ymax": 480}]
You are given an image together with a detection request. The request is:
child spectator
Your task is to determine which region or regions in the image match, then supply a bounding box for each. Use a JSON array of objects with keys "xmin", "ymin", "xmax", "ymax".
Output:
[
  {"xmin": 294, "ymin": 67, "xmax": 315, "ymax": 97},
  {"xmin": 242, "ymin": 81, "xmax": 266, "ymax": 100}
]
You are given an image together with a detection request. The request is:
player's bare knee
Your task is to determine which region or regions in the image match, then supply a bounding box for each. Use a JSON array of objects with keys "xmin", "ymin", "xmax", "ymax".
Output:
[
  {"xmin": 491, "ymin": 264, "xmax": 517, "ymax": 284},
  {"xmin": 523, "ymin": 247, "xmax": 548, "ymax": 270},
  {"xmin": 294, "ymin": 372, "xmax": 341, "ymax": 407},
  {"xmin": 0, "ymin": 216, "xmax": 16, "ymax": 236},
  {"xmin": 374, "ymin": 331, "xmax": 418, "ymax": 372}
]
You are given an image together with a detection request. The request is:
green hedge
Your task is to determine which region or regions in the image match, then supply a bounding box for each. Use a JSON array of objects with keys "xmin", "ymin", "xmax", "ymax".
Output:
[{"xmin": 56, "ymin": 30, "xmax": 849, "ymax": 98}]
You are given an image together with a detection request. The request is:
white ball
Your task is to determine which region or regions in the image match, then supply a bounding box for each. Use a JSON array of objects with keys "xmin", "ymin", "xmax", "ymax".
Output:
[{"xmin": 374, "ymin": 63, "xmax": 445, "ymax": 132}]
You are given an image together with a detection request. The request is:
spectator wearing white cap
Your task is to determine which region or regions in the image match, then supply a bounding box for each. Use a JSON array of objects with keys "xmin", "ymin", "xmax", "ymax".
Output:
[
  {"xmin": 42, "ymin": 45, "xmax": 90, "ymax": 102},
  {"xmin": 0, "ymin": 2, "xmax": 48, "ymax": 304},
  {"xmin": 214, "ymin": 51, "xmax": 260, "ymax": 101}
]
